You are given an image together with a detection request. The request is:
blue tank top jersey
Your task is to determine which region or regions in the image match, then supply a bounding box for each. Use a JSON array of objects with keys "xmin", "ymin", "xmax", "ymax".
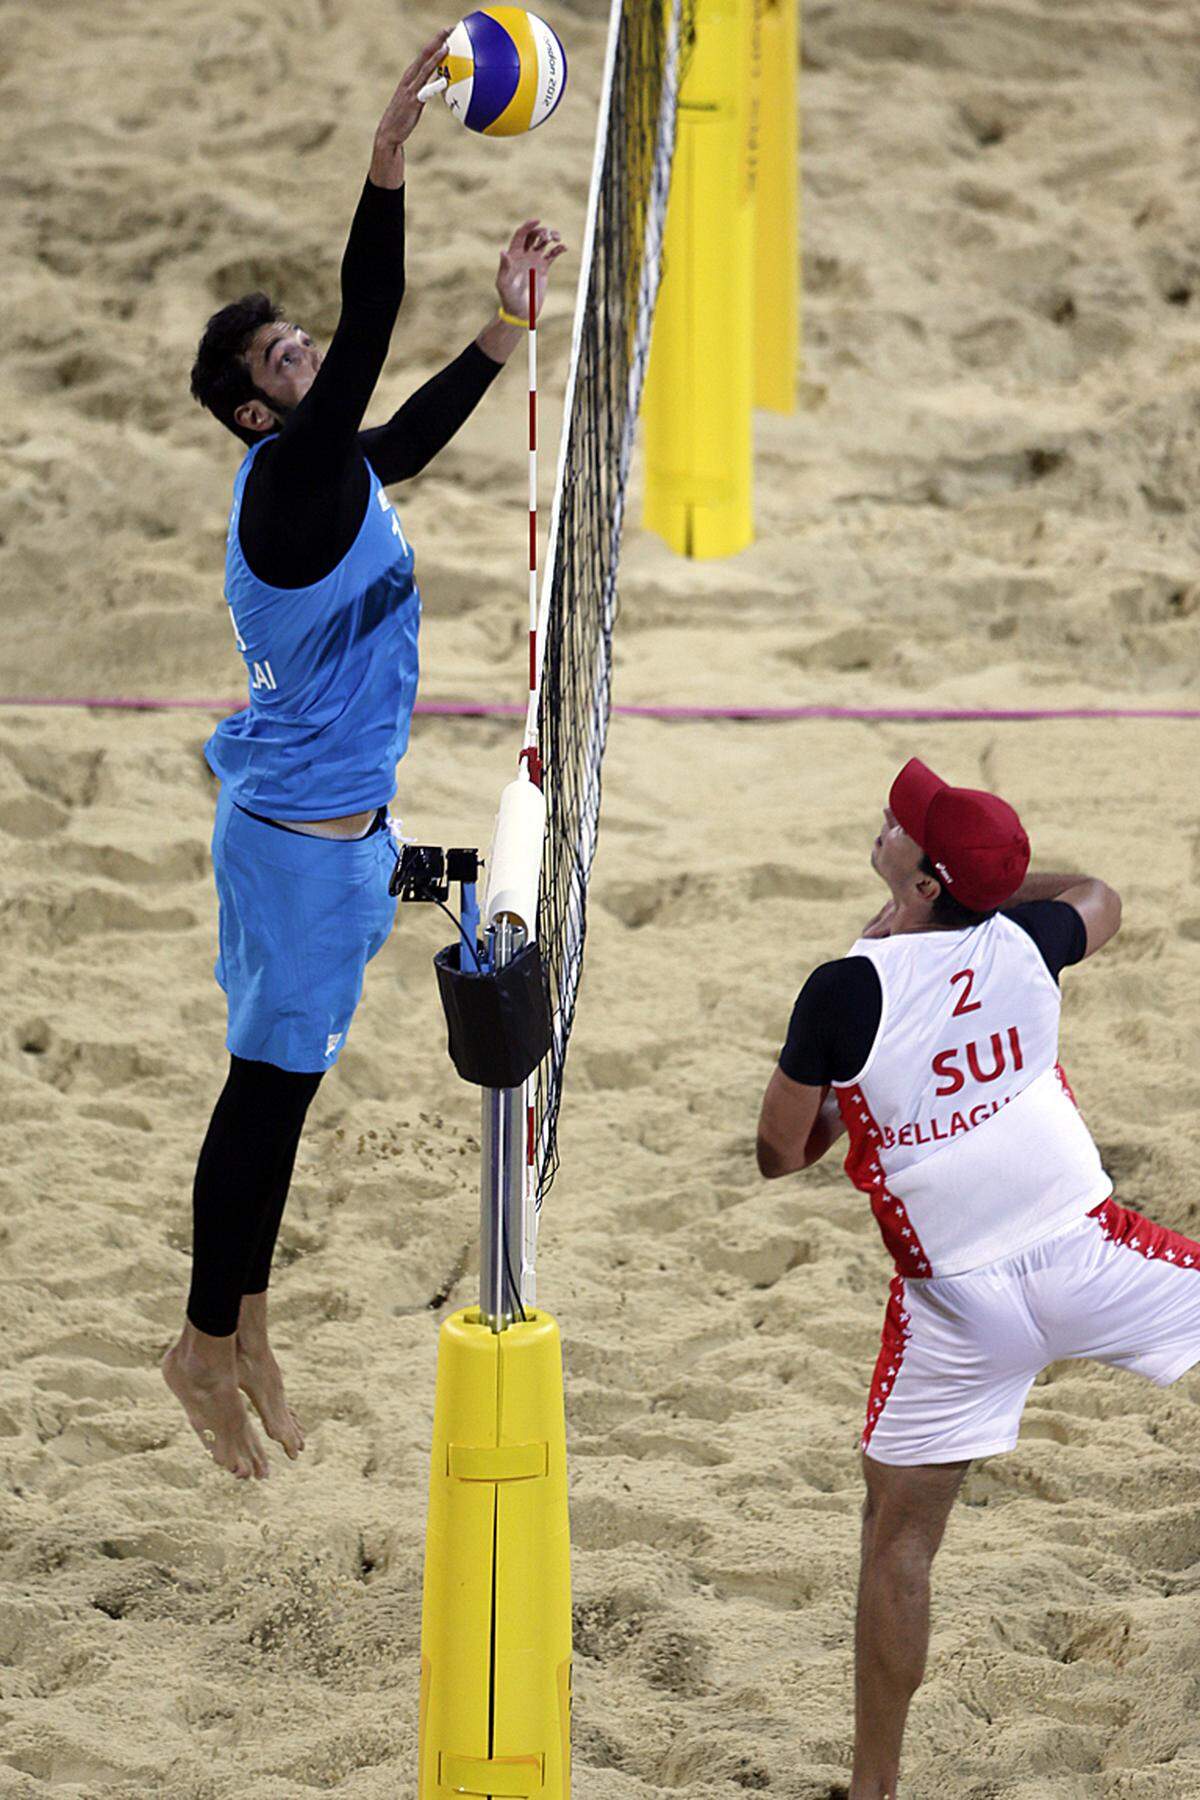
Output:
[{"xmin": 205, "ymin": 439, "xmax": 420, "ymax": 820}]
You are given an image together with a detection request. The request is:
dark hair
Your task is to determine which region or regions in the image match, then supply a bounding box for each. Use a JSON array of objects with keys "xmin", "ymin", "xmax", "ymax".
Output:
[
  {"xmin": 919, "ymin": 853, "xmax": 999, "ymax": 929},
  {"xmin": 190, "ymin": 293, "xmax": 282, "ymax": 444}
]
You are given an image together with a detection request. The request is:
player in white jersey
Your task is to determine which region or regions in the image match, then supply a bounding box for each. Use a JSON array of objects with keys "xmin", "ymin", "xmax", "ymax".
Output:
[{"xmin": 756, "ymin": 757, "xmax": 1200, "ymax": 1800}]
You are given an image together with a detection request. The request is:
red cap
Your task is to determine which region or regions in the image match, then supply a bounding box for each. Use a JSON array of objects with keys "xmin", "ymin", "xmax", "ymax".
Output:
[{"xmin": 889, "ymin": 758, "xmax": 1030, "ymax": 912}]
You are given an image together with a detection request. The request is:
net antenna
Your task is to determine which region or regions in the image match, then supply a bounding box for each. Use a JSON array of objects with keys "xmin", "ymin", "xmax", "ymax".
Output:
[{"xmin": 516, "ymin": 0, "xmax": 692, "ymax": 1300}]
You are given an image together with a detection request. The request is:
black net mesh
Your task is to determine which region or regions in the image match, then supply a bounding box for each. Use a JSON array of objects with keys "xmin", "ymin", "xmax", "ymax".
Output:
[{"xmin": 531, "ymin": 0, "xmax": 692, "ymax": 1204}]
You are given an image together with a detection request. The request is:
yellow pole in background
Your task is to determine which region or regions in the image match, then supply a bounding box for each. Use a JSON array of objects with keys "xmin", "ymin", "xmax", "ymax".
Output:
[
  {"xmin": 754, "ymin": 0, "xmax": 799, "ymax": 412},
  {"xmin": 642, "ymin": 0, "xmax": 759, "ymax": 559},
  {"xmin": 419, "ymin": 1308, "xmax": 572, "ymax": 1798}
]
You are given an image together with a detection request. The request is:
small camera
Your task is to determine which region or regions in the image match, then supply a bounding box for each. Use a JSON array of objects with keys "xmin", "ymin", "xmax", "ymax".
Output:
[
  {"xmin": 390, "ymin": 844, "xmax": 447, "ymax": 902},
  {"xmin": 389, "ymin": 844, "xmax": 481, "ymax": 902}
]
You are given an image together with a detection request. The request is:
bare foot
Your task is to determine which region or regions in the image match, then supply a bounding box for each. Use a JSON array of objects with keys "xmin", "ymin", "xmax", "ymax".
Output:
[
  {"xmin": 236, "ymin": 1343, "xmax": 305, "ymax": 1461},
  {"xmin": 162, "ymin": 1338, "xmax": 270, "ymax": 1480}
]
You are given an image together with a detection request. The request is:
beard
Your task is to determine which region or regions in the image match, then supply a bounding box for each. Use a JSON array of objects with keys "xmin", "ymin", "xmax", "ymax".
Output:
[{"xmin": 251, "ymin": 384, "xmax": 296, "ymax": 426}]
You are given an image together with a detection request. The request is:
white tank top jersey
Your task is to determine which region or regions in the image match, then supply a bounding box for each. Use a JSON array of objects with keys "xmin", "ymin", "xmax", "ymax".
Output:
[{"xmin": 835, "ymin": 915, "xmax": 1112, "ymax": 1279}]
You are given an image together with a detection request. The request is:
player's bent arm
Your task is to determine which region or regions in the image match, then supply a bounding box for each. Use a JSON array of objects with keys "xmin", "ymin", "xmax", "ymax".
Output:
[
  {"xmin": 1010, "ymin": 869, "xmax": 1122, "ymax": 959},
  {"xmin": 359, "ymin": 344, "xmax": 503, "ymax": 483},
  {"xmin": 1056, "ymin": 878, "xmax": 1122, "ymax": 958},
  {"xmin": 756, "ymin": 1068, "xmax": 845, "ymax": 1179}
]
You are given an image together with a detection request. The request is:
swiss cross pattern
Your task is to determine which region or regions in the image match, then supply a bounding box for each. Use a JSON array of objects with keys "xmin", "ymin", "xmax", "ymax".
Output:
[
  {"xmin": 1092, "ymin": 1197, "xmax": 1200, "ymax": 1270},
  {"xmin": 862, "ymin": 1275, "xmax": 913, "ymax": 1451},
  {"xmin": 838, "ymin": 1084, "xmax": 932, "ymax": 1277}
]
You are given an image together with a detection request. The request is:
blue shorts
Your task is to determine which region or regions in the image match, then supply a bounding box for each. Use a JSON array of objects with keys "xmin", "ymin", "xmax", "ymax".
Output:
[{"xmin": 211, "ymin": 786, "xmax": 399, "ymax": 1073}]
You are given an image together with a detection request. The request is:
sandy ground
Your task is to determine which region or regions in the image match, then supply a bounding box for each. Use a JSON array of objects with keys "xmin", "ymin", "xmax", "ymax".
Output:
[{"xmin": 2, "ymin": 0, "xmax": 1200, "ymax": 1795}]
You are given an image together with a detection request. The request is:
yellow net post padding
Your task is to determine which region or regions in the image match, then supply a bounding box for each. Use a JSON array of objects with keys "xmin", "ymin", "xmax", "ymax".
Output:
[
  {"xmin": 642, "ymin": 0, "xmax": 800, "ymax": 557},
  {"xmin": 642, "ymin": 0, "xmax": 758, "ymax": 558},
  {"xmin": 419, "ymin": 1310, "xmax": 572, "ymax": 1798},
  {"xmin": 754, "ymin": 0, "xmax": 799, "ymax": 413}
]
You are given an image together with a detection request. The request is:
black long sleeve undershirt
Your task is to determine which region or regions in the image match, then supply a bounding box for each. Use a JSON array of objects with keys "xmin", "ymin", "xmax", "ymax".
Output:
[{"xmin": 238, "ymin": 179, "xmax": 503, "ymax": 591}]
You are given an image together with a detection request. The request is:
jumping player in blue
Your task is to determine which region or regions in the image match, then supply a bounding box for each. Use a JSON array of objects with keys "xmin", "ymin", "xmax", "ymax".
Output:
[{"xmin": 164, "ymin": 32, "xmax": 567, "ymax": 1480}]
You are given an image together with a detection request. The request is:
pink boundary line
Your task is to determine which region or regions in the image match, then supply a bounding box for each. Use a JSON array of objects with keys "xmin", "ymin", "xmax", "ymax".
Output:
[{"xmin": 1, "ymin": 696, "xmax": 1199, "ymax": 723}]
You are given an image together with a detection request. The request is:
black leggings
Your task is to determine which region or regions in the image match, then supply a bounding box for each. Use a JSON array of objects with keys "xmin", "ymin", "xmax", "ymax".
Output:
[{"xmin": 187, "ymin": 1055, "xmax": 324, "ymax": 1338}]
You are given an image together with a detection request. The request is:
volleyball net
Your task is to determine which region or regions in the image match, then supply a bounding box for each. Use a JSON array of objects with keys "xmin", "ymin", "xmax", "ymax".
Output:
[{"xmin": 521, "ymin": 0, "xmax": 690, "ymax": 1209}]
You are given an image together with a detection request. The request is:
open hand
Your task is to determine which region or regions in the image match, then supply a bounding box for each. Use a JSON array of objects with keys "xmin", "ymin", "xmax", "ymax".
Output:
[
  {"xmin": 371, "ymin": 29, "xmax": 451, "ymax": 184},
  {"xmin": 495, "ymin": 220, "xmax": 567, "ymax": 324}
]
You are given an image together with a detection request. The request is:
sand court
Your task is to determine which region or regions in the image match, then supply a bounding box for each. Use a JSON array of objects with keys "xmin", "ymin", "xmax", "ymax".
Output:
[
  {"xmin": 3, "ymin": 713, "xmax": 1200, "ymax": 1796},
  {"xmin": 3, "ymin": 0, "xmax": 1200, "ymax": 1793}
]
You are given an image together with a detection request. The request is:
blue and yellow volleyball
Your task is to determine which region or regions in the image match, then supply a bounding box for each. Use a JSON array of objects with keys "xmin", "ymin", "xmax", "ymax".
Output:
[{"xmin": 438, "ymin": 7, "xmax": 568, "ymax": 137}]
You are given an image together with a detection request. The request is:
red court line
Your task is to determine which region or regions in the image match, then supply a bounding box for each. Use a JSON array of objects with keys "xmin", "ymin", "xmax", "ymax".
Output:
[{"xmin": 1, "ymin": 697, "xmax": 1199, "ymax": 722}]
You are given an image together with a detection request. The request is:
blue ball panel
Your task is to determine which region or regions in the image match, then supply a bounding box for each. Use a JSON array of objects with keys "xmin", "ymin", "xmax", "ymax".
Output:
[{"xmin": 462, "ymin": 10, "xmax": 521, "ymax": 133}]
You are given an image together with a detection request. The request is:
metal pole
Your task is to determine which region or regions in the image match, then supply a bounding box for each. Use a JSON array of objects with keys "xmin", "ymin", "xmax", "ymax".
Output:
[{"xmin": 479, "ymin": 917, "xmax": 528, "ymax": 1332}]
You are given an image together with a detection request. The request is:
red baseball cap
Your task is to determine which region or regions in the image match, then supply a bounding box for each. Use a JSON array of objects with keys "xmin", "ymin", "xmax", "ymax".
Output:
[{"xmin": 889, "ymin": 758, "xmax": 1030, "ymax": 912}]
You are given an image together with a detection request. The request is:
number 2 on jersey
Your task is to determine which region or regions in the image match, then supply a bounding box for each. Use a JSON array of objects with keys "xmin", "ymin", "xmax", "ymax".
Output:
[{"xmin": 950, "ymin": 968, "xmax": 983, "ymax": 1016}]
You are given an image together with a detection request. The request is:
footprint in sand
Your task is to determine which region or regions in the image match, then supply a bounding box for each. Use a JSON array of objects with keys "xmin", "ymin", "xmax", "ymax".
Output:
[
  {"xmin": 604, "ymin": 1424, "xmax": 731, "ymax": 1469},
  {"xmin": 805, "ymin": 252, "xmax": 872, "ymax": 300},
  {"xmin": 0, "ymin": 738, "xmax": 105, "ymax": 809},
  {"xmin": 784, "ymin": 625, "xmax": 893, "ymax": 673},
  {"xmin": 35, "ymin": 1332, "xmax": 149, "ymax": 1369},
  {"xmin": 55, "ymin": 840, "xmax": 209, "ymax": 885},
  {"xmin": 52, "ymin": 1409, "xmax": 173, "ymax": 1467},
  {"xmin": 691, "ymin": 1556, "xmax": 826, "ymax": 1614},
  {"xmin": 569, "ymin": 1494, "xmax": 714, "ymax": 1556},
  {"xmin": 75, "ymin": 1100, "xmax": 153, "ymax": 1131},
  {"xmin": 90, "ymin": 1561, "xmax": 188, "ymax": 1625},
  {"xmin": 649, "ymin": 1377, "xmax": 767, "ymax": 1426},
  {"xmin": 952, "ymin": 316, "xmax": 1026, "ymax": 373},
  {"xmin": 11, "ymin": 886, "xmax": 196, "ymax": 950},
  {"xmin": 31, "ymin": 1359, "xmax": 148, "ymax": 1403},
  {"xmin": 579, "ymin": 1045, "xmax": 660, "ymax": 1091},
  {"xmin": 1017, "ymin": 1409, "xmax": 1074, "ymax": 1447},
  {"xmin": 922, "ymin": 446, "xmax": 1068, "ymax": 510},
  {"xmin": 0, "ymin": 793, "xmax": 69, "ymax": 839},
  {"xmin": 747, "ymin": 863, "xmax": 855, "ymax": 903},
  {"xmin": 635, "ymin": 1620, "xmax": 713, "ymax": 1697},
  {"xmin": 695, "ymin": 1227, "xmax": 816, "ymax": 1291},
  {"xmin": 954, "ymin": 178, "xmax": 1039, "ymax": 221},
  {"xmin": 599, "ymin": 870, "xmax": 712, "ymax": 929},
  {"xmin": 15, "ymin": 1022, "xmax": 162, "ymax": 1094}
]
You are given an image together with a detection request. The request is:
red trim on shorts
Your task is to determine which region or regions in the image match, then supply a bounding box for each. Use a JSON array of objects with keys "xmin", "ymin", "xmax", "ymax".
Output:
[
  {"xmin": 1090, "ymin": 1197, "xmax": 1200, "ymax": 1270},
  {"xmin": 862, "ymin": 1275, "xmax": 912, "ymax": 1452},
  {"xmin": 838, "ymin": 1084, "xmax": 933, "ymax": 1278},
  {"xmin": 1055, "ymin": 1060, "xmax": 1080, "ymax": 1108}
]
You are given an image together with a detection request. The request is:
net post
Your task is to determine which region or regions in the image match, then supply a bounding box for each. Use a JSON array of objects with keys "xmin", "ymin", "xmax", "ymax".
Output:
[
  {"xmin": 479, "ymin": 917, "xmax": 528, "ymax": 1333},
  {"xmin": 642, "ymin": 0, "xmax": 758, "ymax": 559},
  {"xmin": 420, "ymin": 7, "xmax": 693, "ymax": 1791},
  {"xmin": 754, "ymin": 0, "xmax": 799, "ymax": 412}
]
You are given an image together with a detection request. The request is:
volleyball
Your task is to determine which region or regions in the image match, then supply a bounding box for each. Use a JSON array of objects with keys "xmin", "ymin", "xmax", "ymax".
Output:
[{"xmin": 435, "ymin": 8, "xmax": 567, "ymax": 137}]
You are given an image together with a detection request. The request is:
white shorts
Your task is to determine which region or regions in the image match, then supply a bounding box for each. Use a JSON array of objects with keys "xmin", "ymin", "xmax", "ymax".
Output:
[{"xmin": 863, "ymin": 1199, "xmax": 1200, "ymax": 1467}]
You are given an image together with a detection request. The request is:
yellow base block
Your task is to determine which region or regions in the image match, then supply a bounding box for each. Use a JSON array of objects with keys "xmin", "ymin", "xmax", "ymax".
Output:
[{"xmin": 419, "ymin": 1309, "xmax": 572, "ymax": 1799}]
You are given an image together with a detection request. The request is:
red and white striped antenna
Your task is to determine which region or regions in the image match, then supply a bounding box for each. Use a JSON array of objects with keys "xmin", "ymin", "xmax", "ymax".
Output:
[{"xmin": 520, "ymin": 266, "xmax": 543, "ymax": 789}]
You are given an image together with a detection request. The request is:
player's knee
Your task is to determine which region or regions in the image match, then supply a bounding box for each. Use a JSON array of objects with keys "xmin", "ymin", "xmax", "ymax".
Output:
[{"xmin": 865, "ymin": 1499, "xmax": 945, "ymax": 1572}]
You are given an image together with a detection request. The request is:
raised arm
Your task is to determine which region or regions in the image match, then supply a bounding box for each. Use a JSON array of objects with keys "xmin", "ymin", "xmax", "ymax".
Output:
[
  {"xmin": 270, "ymin": 33, "xmax": 450, "ymax": 485},
  {"xmin": 359, "ymin": 220, "xmax": 566, "ymax": 485},
  {"xmin": 1007, "ymin": 870, "xmax": 1122, "ymax": 959}
]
